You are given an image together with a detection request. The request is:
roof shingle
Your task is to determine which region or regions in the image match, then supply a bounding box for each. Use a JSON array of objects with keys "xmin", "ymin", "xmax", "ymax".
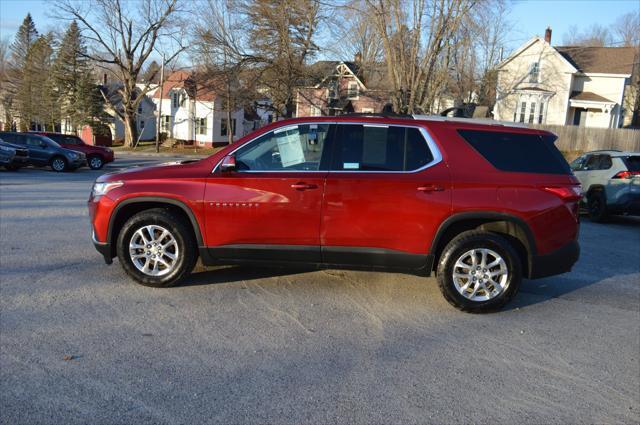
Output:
[{"xmin": 555, "ymin": 46, "xmax": 637, "ymax": 74}]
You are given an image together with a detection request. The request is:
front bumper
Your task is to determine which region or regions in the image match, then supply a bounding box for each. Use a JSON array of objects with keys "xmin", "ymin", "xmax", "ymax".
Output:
[
  {"xmin": 92, "ymin": 230, "xmax": 113, "ymax": 264},
  {"xmin": 69, "ymin": 158, "xmax": 87, "ymax": 168},
  {"xmin": 529, "ymin": 240, "xmax": 580, "ymax": 279}
]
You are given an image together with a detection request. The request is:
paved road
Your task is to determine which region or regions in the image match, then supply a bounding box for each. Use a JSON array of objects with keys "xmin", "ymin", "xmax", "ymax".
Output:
[{"xmin": 1, "ymin": 159, "xmax": 639, "ymax": 424}]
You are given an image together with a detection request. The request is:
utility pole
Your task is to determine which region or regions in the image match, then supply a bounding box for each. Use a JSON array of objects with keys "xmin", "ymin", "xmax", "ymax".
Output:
[{"xmin": 155, "ymin": 53, "xmax": 165, "ymax": 153}]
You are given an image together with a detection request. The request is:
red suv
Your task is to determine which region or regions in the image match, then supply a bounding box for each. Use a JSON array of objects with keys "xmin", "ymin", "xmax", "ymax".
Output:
[
  {"xmin": 89, "ymin": 115, "xmax": 581, "ymax": 313},
  {"xmin": 37, "ymin": 132, "xmax": 114, "ymax": 169}
]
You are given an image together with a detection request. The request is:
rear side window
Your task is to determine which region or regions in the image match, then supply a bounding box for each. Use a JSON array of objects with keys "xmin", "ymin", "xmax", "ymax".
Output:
[
  {"xmin": 0, "ymin": 133, "xmax": 20, "ymax": 144},
  {"xmin": 457, "ymin": 130, "xmax": 571, "ymax": 175},
  {"xmin": 622, "ymin": 156, "xmax": 640, "ymax": 172},
  {"xmin": 45, "ymin": 134, "xmax": 62, "ymax": 143},
  {"xmin": 331, "ymin": 125, "xmax": 434, "ymax": 171}
]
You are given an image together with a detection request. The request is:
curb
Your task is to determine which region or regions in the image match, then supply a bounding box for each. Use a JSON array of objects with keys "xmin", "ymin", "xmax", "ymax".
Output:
[{"xmin": 112, "ymin": 151, "xmax": 208, "ymax": 158}]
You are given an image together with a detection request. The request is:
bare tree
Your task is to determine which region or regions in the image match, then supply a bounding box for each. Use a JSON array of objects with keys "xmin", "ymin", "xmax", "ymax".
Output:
[
  {"xmin": 55, "ymin": 0, "xmax": 187, "ymax": 146},
  {"xmin": 613, "ymin": 11, "xmax": 640, "ymax": 47},
  {"xmin": 360, "ymin": 0, "xmax": 476, "ymax": 114},
  {"xmin": 563, "ymin": 24, "xmax": 613, "ymax": 47}
]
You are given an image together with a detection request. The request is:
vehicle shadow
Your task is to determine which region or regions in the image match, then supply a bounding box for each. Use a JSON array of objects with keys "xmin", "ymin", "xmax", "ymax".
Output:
[{"xmin": 177, "ymin": 265, "xmax": 318, "ymax": 287}]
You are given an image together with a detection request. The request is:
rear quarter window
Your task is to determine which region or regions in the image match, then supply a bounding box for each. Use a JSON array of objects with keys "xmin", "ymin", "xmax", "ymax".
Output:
[
  {"xmin": 457, "ymin": 129, "xmax": 571, "ymax": 175},
  {"xmin": 622, "ymin": 156, "xmax": 640, "ymax": 172}
]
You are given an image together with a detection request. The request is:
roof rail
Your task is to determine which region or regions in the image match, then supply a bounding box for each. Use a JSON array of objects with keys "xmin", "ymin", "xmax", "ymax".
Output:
[
  {"xmin": 412, "ymin": 115, "xmax": 531, "ymax": 128},
  {"xmin": 339, "ymin": 112, "xmax": 414, "ymax": 119},
  {"xmin": 588, "ymin": 149, "xmax": 622, "ymax": 153}
]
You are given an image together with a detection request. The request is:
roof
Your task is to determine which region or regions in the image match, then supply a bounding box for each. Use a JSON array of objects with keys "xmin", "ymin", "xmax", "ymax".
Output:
[
  {"xmin": 570, "ymin": 91, "xmax": 614, "ymax": 103},
  {"xmin": 555, "ymin": 46, "xmax": 637, "ymax": 74},
  {"xmin": 153, "ymin": 70, "xmax": 218, "ymax": 102},
  {"xmin": 303, "ymin": 61, "xmax": 362, "ymax": 87}
]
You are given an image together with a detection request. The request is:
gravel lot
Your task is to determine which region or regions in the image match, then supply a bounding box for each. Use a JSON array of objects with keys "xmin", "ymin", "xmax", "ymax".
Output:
[{"xmin": 1, "ymin": 157, "xmax": 639, "ymax": 425}]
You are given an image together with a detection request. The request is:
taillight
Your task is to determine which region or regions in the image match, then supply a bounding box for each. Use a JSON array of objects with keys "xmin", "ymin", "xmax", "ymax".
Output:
[
  {"xmin": 543, "ymin": 186, "xmax": 582, "ymax": 202},
  {"xmin": 612, "ymin": 171, "xmax": 640, "ymax": 179}
]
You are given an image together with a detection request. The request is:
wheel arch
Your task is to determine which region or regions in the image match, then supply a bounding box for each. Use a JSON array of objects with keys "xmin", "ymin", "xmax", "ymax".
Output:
[
  {"xmin": 107, "ymin": 197, "xmax": 204, "ymax": 258},
  {"xmin": 430, "ymin": 212, "xmax": 537, "ymax": 277}
]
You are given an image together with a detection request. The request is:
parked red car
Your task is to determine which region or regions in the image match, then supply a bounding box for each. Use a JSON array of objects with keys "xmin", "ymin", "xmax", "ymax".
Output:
[
  {"xmin": 36, "ymin": 132, "xmax": 114, "ymax": 169},
  {"xmin": 88, "ymin": 114, "xmax": 581, "ymax": 313}
]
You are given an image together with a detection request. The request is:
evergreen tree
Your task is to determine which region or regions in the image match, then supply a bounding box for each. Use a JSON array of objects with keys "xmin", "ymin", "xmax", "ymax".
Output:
[
  {"xmin": 7, "ymin": 14, "xmax": 39, "ymax": 130},
  {"xmin": 23, "ymin": 34, "xmax": 54, "ymax": 130}
]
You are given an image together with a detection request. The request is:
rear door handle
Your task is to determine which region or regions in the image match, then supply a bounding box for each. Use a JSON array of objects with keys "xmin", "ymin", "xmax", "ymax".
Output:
[
  {"xmin": 417, "ymin": 185, "xmax": 445, "ymax": 193},
  {"xmin": 291, "ymin": 182, "xmax": 318, "ymax": 190}
]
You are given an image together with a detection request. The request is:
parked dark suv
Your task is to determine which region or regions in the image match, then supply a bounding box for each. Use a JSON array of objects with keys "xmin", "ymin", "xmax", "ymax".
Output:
[
  {"xmin": 89, "ymin": 115, "xmax": 581, "ymax": 313},
  {"xmin": 0, "ymin": 132, "xmax": 86, "ymax": 171},
  {"xmin": 0, "ymin": 137, "xmax": 30, "ymax": 170},
  {"xmin": 36, "ymin": 132, "xmax": 114, "ymax": 170}
]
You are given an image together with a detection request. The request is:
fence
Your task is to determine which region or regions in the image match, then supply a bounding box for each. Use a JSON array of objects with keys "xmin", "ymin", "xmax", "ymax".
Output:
[{"xmin": 531, "ymin": 124, "xmax": 640, "ymax": 152}]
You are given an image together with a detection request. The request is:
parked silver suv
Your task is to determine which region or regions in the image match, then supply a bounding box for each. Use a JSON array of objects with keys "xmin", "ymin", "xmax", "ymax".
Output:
[{"xmin": 570, "ymin": 150, "xmax": 640, "ymax": 221}]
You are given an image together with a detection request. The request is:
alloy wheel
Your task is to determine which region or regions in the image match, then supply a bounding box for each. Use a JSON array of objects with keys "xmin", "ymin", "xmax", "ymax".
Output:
[
  {"xmin": 90, "ymin": 156, "xmax": 103, "ymax": 169},
  {"xmin": 52, "ymin": 158, "xmax": 66, "ymax": 171},
  {"xmin": 452, "ymin": 248, "xmax": 509, "ymax": 302},
  {"xmin": 129, "ymin": 225, "xmax": 179, "ymax": 276}
]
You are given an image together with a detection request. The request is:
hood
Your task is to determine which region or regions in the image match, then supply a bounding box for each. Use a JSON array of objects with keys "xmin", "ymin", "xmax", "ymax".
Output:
[{"xmin": 96, "ymin": 158, "xmax": 206, "ymax": 183}]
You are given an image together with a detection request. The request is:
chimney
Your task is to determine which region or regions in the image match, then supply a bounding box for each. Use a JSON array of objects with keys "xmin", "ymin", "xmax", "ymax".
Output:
[{"xmin": 544, "ymin": 27, "xmax": 552, "ymax": 44}]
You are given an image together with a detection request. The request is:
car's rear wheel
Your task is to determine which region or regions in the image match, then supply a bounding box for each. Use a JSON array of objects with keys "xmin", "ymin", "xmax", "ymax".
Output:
[
  {"xmin": 116, "ymin": 208, "xmax": 197, "ymax": 287},
  {"xmin": 436, "ymin": 230, "xmax": 522, "ymax": 313},
  {"xmin": 50, "ymin": 156, "xmax": 67, "ymax": 172},
  {"xmin": 88, "ymin": 155, "xmax": 104, "ymax": 170},
  {"xmin": 587, "ymin": 191, "xmax": 607, "ymax": 222}
]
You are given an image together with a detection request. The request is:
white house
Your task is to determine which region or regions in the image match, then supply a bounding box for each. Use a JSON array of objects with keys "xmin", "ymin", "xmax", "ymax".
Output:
[
  {"xmin": 103, "ymin": 83, "xmax": 158, "ymax": 142},
  {"xmin": 494, "ymin": 28, "xmax": 638, "ymax": 128},
  {"xmin": 152, "ymin": 71, "xmax": 244, "ymax": 147}
]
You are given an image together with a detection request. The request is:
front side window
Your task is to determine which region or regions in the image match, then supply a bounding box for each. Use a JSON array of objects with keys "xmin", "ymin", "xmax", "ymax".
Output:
[
  {"xmin": 331, "ymin": 125, "xmax": 434, "ymax": 172},
  {"xmin": 234, "ymin": 124, "xmax": 331, "ymax": 172},
  {"xmin": 584, "ymin": 155, "xmax": 601, "ymax": 170}
]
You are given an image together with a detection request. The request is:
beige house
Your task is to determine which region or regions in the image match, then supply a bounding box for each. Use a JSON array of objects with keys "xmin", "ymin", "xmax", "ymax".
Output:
[{"xmin": 495, "ymin": 28, "xmax": 638, "ymax": 128}]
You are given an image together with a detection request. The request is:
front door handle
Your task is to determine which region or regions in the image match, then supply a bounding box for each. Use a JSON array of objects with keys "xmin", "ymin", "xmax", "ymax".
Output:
[
  {"xmin": 291, "ymin": 182, "xmax": 318, "ymax": 190},
  {"xmin": 417, "ymin": 184, "xmax": 445, "ymax": 193}
]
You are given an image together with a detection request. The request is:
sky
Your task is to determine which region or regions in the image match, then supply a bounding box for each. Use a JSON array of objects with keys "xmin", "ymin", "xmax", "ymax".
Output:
[{"xmin": 1, "ymin": 0, "xmax": 639, "ymax": 54}]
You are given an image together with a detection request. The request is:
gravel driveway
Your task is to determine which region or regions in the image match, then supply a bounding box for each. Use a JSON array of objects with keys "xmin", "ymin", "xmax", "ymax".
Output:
[{"xmin": 1, "ymin": 160, "xmax": 639, "ymax": 424}]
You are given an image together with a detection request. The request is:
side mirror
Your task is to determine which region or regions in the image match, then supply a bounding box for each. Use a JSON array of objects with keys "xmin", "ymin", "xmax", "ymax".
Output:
[{"xmin": 220, "ymin": 155, "xmax": 236, "ymax": 172}]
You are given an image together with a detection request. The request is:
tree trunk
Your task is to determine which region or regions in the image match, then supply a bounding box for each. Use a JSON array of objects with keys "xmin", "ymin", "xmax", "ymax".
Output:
[{"xmin": 123, "ymin": 112, "xmax": 138, "ymax": 147}]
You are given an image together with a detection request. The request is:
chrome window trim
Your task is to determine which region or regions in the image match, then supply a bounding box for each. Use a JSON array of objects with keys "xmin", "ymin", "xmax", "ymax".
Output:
[{"xmin": 212, "ymin": 121, "xmax": 443, "ymax": 174}]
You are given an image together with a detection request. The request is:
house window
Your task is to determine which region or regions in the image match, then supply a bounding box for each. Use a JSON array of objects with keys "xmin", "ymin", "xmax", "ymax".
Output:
[
  {"xmin": 180, "ymin": 93, "xmax": 186, "ymax": 107},
  {"xmin": 137, "ymin": 105, "xmax": 143, "ymax": 114},
  {"xmin": 139, "ymin": 120, "xmax": 145, "ymax": 129},
  {"xmin": 347, "ymin": 82, "xmax": 359, "ymax": 99},
  {"xmin": 160, "ymin": 115, "xmax": 171, "ymax": 132},
  {"xmin": 172, "ymin": 92, "xmax": 178, "ymax": 108},
  {"xmin": 528, "ymin": 102, "xmax": 536, "ymax": 123},
  {"xmin": 310, "ymin": 105, "xmax": 321, "ymax": 116},
  {"xmin": 518, "ymin": 101, "xmax": 526, "ymax": 123},
  {"xmin": 529, "ymin": 62, "xmax": 540, "ymax": 83},
  {"xmin": 196, "ymin": 117, "xmax": 207, "ymax": 135},
  {"xmin": 221, "ymin": 118, "xmax": 236, "ymax": 136},
  {"xmin": 538, "ymin": 102, "xmax": 545, "ymax": 124},
  {"xmin": 328, "ymin": 80, "xmax": 338, "ymax": 99}
]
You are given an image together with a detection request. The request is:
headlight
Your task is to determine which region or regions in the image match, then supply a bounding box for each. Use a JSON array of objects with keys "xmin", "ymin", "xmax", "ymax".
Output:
[
  {"xmin": 92, "ymin": 181, "xmax": 123, "ymax": 198},
  {"xmin": 0, "ymin": 145, "xmax": 13, "ymax": 152},
  {"xmin": 68, "ymin": 152, "xmax": 79, "ymax": 159}
]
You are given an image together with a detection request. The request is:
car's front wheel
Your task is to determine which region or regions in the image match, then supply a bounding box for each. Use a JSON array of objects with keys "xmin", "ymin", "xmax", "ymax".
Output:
[
  {"xmin": 116, "ymin": 208, "xmax": 198, "ymax": 287},
  {"xmin": 50, "ymin": 156, "xmax": 67, "ymax": 172},
  {"xmin": 436, "ymin": 230, "xmax": 522, "ymax": 313},
  {"xmin": 88, "ymin": 155, "xmax": 104, "ymax": 170}
]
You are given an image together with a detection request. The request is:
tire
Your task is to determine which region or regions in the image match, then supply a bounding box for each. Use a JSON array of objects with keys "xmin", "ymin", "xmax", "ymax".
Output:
[
  {"xmin": 50, "ymin": 156, "xmax": 67, "ymax": 172},
  {"xmin": 436, "ymin": 230, "xmax": 522, "ymax": 313},
  {"xmin": 88, "ymin": 155, "xmax": 104, "ymax": 170},
  {"xmin": 116, "ymin": 208, "xmax": 198, "ymax": 287},
  {"xmin": 587, "ymin": 191, "xmax": 607, "ymax": 222}
]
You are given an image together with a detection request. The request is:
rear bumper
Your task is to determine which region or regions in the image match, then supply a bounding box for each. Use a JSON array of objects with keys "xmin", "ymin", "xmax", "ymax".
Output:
[
  {"xmin": 608, "ymin": 192, "xmax": 640, "ymax": 215},
  {"xmin": 529, "ymin": 240, "xmax": 580, "ymax": 279}
]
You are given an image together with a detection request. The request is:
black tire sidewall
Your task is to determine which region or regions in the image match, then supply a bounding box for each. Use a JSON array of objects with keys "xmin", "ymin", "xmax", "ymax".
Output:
[
  {"xmin": 437, "ymin": 232, "xmax": 522, "ymax": 313},
  {"xmin": 116, "ymin": 211, "xmax": 196, "ymax": 287},
  {"xmin": 587, "ymin": 191, "xmax": 607, "ymax": 222}
]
